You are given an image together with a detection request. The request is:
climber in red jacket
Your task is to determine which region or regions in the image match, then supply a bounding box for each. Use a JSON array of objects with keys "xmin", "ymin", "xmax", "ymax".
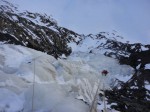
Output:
[{"xmin": 101, "ymin": 70, "xmax": 108, "ymax": 76}]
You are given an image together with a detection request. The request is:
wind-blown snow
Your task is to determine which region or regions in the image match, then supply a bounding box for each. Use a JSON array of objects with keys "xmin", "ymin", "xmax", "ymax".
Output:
[{"xmin": 0, "ymin": 44, "xmax": 134, "ymax": 112}]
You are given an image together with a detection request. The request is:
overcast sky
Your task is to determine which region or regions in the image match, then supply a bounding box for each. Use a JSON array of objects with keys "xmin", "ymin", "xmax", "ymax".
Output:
[{"xmin": 8, "ymin": 0, "xmax": 150, "ymax": 44}]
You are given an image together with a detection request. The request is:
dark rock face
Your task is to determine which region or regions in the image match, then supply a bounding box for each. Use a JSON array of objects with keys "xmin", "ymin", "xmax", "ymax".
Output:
[
  {"xmin": 0, "ymin": 0, "xmax": 78, "ymax": 58},
  {"xmin": 130, "ymin": 50, "xmax": 150, "ymax": 69},
  {"xmin": 120, "ymin": 50, "xmax": 150, "ymax": 69},
  {"xmin": 0, "ymin": 32, "xmax": 23, "ymax": 45},
  {"xmin": 88, "ymin": 34, "xmax": 150, "ymax": 60},
  {"xmin": 104, "ymin": 50, "xmax": 150, "ymax": 112}
]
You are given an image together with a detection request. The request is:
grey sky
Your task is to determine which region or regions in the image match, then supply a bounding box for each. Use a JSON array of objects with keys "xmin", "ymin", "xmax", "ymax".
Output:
[{"xmin": 8, "ymin": 0, "xmax": 150, "ymax": 44}]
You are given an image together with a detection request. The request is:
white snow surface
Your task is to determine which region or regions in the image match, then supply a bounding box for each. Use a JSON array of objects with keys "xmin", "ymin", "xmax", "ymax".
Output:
[
  {"xmin": 145, "ymin": 64, "xmax": 150, "ymax": 69},
  {"xmin": 68, "ymin": 35, "xmax": 106, "ymax": 53},
  {"xmin": 0, "ymin": 44, "xmax": 134, "ymax": 112},
  {"xmin": 67, "ymin": 32, "xmax": 129, "ymax": 55}
]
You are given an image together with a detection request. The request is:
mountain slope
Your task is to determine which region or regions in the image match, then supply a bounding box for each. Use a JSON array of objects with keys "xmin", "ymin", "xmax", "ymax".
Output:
[
  {"xmin": 1, "ymin": 0, "xmax": 149, "ymax": 59},
  {"xmin": 0, "ymin": 0, "xmax": 79, "ymax": 58},
  {"xmin": 0, "ymin": 0, "xmax": 150, "ymax": 112},
  {"xmin": 104, "ymin": 49, "xmax": 150, "ymax": 112}
]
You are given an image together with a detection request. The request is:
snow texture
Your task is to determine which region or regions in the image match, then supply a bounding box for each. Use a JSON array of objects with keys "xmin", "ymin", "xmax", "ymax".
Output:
[{"xmin": 0, "ymin": 44, "xmax": 133, "ymax": 112}]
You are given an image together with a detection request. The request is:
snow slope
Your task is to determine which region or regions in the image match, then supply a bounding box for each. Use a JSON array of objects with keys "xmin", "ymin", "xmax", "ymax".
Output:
[{"xmin": 0, "ymin": 44, "xmax": 133, "ymax": 112}]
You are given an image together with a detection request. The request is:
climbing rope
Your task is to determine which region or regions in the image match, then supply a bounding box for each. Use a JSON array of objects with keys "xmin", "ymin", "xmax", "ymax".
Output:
[
  {"xmin": 32, "ymin": 59, "xmax": 36, "ymax": 112},
  {"xmin": 89, "ymin": 79, "xmax": 101, "ymax": 112},
  {"xmin": 90, "ymin": 70, "xmax": 108, "ymax": 112},
  {"xmin": 103, "ymin": 82, "xmax": 107, "ymax": 112},
  {"xmin": 31, "ymin": 55, "xmax": 47, "ymax": 112},
  {"xmin": 102, "ymin": 70, "xmax": 108, "ymax": 112}
]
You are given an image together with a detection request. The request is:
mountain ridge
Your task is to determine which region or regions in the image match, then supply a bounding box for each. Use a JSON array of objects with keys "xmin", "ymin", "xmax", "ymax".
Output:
[
  {"xmin": 0, "ymin": 0, "xmax": 150, "ymax": 112},
  {"xmin": 0, "ymin": 0, "xmax": 149, "ymax": 59}
]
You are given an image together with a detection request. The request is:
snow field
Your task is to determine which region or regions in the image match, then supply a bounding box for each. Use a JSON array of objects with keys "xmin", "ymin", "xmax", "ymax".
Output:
[{"xmin": 0, "ymin": 44, "xmax": 134, "ymax": 112}]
